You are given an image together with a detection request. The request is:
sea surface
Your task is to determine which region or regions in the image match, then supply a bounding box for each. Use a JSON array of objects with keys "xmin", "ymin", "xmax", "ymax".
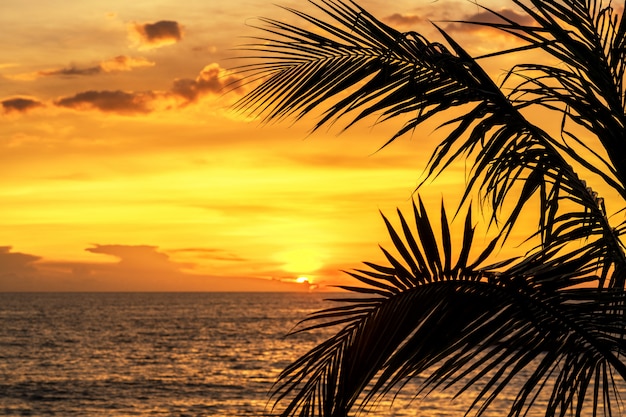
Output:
[{"xmin": 0, "ymin": 292, "xmax": 623, "ymax": 417}]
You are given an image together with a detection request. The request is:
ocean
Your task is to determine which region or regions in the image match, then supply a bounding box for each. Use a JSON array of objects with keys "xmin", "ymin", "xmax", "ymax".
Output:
[{"xmin": 0, "ymin": 292, "xmax": 622, "ymax": 417}]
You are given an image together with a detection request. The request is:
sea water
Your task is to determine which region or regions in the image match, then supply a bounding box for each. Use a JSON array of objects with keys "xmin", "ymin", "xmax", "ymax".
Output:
[
  {"xmin": 0, "ymin": 292, "xmax": 622, "ymax": 416},
  {"xmin": 0, "ymin": 292, "xmax": 333, "ymax": 416}
]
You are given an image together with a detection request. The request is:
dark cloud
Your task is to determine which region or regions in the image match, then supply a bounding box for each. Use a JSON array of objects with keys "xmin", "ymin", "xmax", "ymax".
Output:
[
  {"xmin": 54, "ymin": 90, "xmax": 157, "ymax": 114},
  {"xmin": 1, "ymin": 97, "xmax": 44, "ymax": 114},
  {"xmin": 40, "ymin": 66, "xmax": 101, "ymax": 77},
  {"xmin": 171, "ymin": 63, "xmax": 243, "ymax": 102},
  {"xmin": 383, "ymin": 13, "xmax": 424, "ymax": 27},
  {"xmin": 131, "ymin": 20, "xmax": 183, "ymax": 49},
  {"xmin": 0, "ymin": 247, "xmax": 42, "ymax": 291},
  {"xmin": 0, "ymin": 246, "xmax": 40, "ymax": 274}
]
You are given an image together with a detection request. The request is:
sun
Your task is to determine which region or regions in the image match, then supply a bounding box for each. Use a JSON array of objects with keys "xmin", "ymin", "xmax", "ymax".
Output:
[{"xmin": 296, "ymin": 276, "xmax": 310, "ymax": 284}]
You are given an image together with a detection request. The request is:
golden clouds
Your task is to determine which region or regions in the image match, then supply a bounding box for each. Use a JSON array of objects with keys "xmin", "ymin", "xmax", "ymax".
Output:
[
  {"xmin": 0, "ymin": 11, "xmax": 233, "ymax": 118},
  {"xmin": 171, "ymin": 64, "xmax": 243, "ymax": 103},
  {"xmin": 50, "ymin": 63, "xmax": 242, "ymax": 115},
  {"xmin": 2, "ymin": 62, "xmax": 243, "ymax": 116},
  {"xmin": 130, "ymin": 20, "xmax": 184, "ymax": 50}
]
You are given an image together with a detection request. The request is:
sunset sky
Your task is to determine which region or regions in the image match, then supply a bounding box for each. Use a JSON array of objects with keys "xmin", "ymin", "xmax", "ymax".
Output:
[{"xmin": 0, "ymin": 0, "xmax": 583, "ymax": 291}]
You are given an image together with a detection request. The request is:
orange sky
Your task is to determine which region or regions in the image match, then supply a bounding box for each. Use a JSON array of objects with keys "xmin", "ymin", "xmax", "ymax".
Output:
[{"xmin": 0, "ymin": 0, "xmax": 573, "ymax": 291}]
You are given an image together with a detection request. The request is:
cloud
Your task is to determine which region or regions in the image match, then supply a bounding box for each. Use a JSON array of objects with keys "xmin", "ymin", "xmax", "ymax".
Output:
[
  {"xmin": 130, "ymin": 20, "xmax": 183, "ymax": 49},
  {"xmin": 171, "ymin": 63, "xmax": 243, "ymax": 103},
  {"xmin": 377, "ymin": 6, "xmax": 537, "ymax": 36},
  {"xmin": 383, "ymin": 13, "xmax": 424, "ymax": 27},
  {"xmin": 52, "ymin": 63, "xmax": 243, "ymax": 114},
  {"xmin": 6, "ymin": 63, "xmax": 243, "ymax": 116},
  {"xmin": 99, "ymin": 55, "xmax": 155, "ymax": 72},
  {"xmin": 0, "ymin": 246, "xmax": 40, "ymax": 274},
  {"xmin": 1, "ymin": 97, "xmax": 44, "ymax": 114},
  {"xmin": 0, "ymin": 244, "xmax": 317, "ymax": 292},
  {"xmin": 40, "ymin": 66, "xmax": 101, "ymax": 77},
  {"xmin": 8, "ymin": 56, "xmax": 155, "ymax": 80},
  {"xmin": 79, "ymin": 244, "xmax": 317, "ymax": 291},
  {"xmin": 43, "ymin": 56, "xmax": 154, "ymax": 77},
  {"xmin": 54, "ymin": 90, "xmax": 158, "ymax": 114},
  {"xmin": 85, "ymin": 244, "xmax": 193, "ymax": 271},
  {"xmin": 0, "ymin": 247, "xmax": 43, "ymax": 291}
]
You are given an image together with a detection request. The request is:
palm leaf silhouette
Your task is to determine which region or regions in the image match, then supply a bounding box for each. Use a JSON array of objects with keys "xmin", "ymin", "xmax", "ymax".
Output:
[
  {"xmin": 234, "ymin": 0, "xmax": 626, "ymax": 416},
  {"xmin": 269, "ymin": 200, "xmax": 626, "ymax": 416}
]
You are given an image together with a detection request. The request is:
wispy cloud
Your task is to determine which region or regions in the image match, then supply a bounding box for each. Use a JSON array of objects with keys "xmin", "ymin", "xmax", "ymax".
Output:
[
  {"xmin": 7, "ymin": 56, "xmax": 155, "ymax": 81},
  {"xmin": 39, "ymin": 66, "xmax": 101, "ymax": 77},
  {"xmin": 130, "ymin": 20, "xmax": 183, "ymax": 50},
  {"xmin": 43, "ymin": 56, "xmax": 154, "ymax": 77},
  {"xmin": 99, "ymin": 55, "xmax": 155, "ymax": 72}
]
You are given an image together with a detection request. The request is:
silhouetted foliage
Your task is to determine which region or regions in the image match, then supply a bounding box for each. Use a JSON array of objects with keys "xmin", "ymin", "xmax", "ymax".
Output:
[{"xmin": 236, "ymin": 1, "xmax": 626, "ymax": 416}]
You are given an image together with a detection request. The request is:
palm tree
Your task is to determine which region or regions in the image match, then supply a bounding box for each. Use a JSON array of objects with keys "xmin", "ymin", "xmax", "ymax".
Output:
[{"xmin": 234, "ymin": 1, "xmax": 626, "ymax": 416}]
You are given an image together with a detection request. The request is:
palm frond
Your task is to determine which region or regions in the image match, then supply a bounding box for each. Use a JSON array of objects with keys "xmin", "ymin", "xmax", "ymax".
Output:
[
  {"xmin": 234, "ymin": 0, "xmax": 488, "ymax": 135},
  {"xmin": 271, "ymin": 200, "xmax": 495, "ymax": 416},
  {"xmin": 271, "ymin": 201, "xmax": 626, "ymax": 417},
  {"xmin": 465, "ymin": 0, "xmax": 626, "ymax": 190}
]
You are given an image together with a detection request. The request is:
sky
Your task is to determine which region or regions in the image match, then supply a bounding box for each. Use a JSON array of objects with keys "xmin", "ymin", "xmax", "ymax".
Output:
[{"xmin": 0, "ymin": 0, "xmax": 585, "ymax": 291}]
